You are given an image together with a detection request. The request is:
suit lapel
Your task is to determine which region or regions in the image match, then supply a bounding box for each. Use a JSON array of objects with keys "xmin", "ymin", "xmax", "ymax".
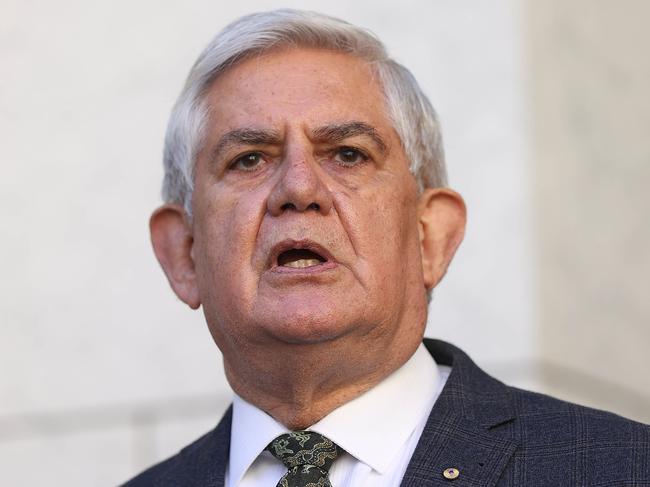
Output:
[
  {"xmin": 400, "ymin": 340, "xmax": 518, "ymax": 487},
  {"xmin": 199, "ymin": 405, "xmax": 231, "ymax": 487}
]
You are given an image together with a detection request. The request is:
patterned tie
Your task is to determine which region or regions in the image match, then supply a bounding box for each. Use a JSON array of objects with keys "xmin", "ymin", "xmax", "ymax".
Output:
[{"xmin": 266, "ymin": 431, "xmax": 341, "ymax": 487}]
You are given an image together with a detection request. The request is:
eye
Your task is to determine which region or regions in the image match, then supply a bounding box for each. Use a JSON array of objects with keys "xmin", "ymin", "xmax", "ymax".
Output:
[
  {"xmin": 230, "ymin": 152, "xmax": 265, "ymax": 171},
  {"xmin": 333, "ymin": 147, "xmax": 369, "ymax": 167}
]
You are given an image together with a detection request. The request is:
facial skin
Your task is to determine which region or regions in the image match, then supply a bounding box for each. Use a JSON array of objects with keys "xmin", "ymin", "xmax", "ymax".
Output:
[{"xmin": 151, "ymin": 47, "xmax": 466, "ymax": 428}]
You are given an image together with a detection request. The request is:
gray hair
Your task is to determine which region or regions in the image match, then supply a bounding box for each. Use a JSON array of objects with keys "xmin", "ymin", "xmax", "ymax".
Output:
[{"xmin": 162, "ymin": 9, "xmax": 447, "ymax": 213}]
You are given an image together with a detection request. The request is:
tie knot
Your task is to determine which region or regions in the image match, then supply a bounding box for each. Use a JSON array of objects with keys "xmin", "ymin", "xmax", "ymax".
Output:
[{"xmin": 267, "ymin": 431, "xmax": 340, "ymax": 472}]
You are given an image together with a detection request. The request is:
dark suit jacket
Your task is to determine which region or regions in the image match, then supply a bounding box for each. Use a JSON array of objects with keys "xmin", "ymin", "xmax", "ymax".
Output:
[{"xmin": 124, "ymin": 339, "xmax": 650, "ymax": 486}]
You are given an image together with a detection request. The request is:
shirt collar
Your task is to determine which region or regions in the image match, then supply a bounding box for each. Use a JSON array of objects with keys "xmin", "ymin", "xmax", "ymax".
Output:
[
  {"xmin": 229, "ymin": 393, "xmax": 289, "ymax": 487},
  {"xmin": 229, "ymin": 343, "xmax": 439, "ymax": 483}
]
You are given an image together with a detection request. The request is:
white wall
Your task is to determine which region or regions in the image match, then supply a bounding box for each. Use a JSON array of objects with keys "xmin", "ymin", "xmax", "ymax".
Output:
[
  {"xmin": 530, "ymin": 0, "xmax": 650, "ymax": 422},
  {"xmin": 1, "ymin": 1, "xmax": 537, "ymax": 485}
]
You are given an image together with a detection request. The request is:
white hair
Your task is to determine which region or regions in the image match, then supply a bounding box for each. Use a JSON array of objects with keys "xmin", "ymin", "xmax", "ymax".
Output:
[{"xmin": 162, "ymin": 9, "xmax": 447, "ymax": 213}]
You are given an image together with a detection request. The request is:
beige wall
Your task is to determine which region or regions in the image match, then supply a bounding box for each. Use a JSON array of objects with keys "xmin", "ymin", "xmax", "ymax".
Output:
[{"xmin": 530, "ymin": 0, "xmax": 650, "ymax": 421}]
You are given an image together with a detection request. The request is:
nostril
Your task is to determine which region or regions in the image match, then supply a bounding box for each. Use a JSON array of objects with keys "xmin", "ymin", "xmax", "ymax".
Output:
[
  {"xmin": 279, "ymin": 202, "xmax": 320, "ymax": 212},
  {"xmin": 281, "ymin": 202, "xmax": 297, "ymax": 211}
]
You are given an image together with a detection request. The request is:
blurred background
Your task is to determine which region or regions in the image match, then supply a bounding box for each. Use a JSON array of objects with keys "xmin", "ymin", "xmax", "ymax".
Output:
[{"xmin": 1, "ymin": 0, "xmax": 648, "ymax": 485}]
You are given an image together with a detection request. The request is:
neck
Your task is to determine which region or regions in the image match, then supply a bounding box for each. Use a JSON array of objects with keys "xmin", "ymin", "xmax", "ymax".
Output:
[{"xmin": 224, "ymin": 336, "xmax": 420, "ymax": 429}]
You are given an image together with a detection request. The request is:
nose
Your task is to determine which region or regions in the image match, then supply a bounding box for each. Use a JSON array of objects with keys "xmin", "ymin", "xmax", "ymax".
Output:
[{"xmin": 267, "ymin": 150, "xmax": 333, "ymax": 216}]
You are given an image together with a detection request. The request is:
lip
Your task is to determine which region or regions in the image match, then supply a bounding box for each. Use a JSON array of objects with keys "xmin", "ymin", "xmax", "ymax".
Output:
[{"xmin": 267, "ymin": 238, "xmax": 338, "ymax": 273}]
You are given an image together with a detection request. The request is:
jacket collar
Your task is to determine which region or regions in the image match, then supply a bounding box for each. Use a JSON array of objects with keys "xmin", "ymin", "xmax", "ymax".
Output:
[{"xmin": 400, "ymin": 339, "xmax": 518, "ymax": 486}]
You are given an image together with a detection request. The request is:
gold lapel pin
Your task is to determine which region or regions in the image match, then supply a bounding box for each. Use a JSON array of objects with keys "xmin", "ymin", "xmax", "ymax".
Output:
[{"xmin": 443, "ymin": 467, "xmax": 460, "ymax": 480}]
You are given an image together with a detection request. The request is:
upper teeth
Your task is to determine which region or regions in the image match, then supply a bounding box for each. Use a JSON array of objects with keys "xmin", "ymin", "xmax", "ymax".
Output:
[{"xmin": 283, "ymin": 259, "xmax": 321, "ymax": 268}]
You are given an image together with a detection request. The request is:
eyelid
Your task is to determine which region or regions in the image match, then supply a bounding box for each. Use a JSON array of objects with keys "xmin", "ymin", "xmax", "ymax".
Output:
[
  {"xmin": 225, "ymin": 143, "xmax": 372, "ymax": 173},
  {"xmin": 228, "ymin": 151, "xmax": 267, "ymax": 171},
  {"xmin": 339, "ymin": 145, "xmax": 370, "ymax": 157},
  {"xmin": 330, "ymin": 145, "xmax": 371, "ymax": 165}
]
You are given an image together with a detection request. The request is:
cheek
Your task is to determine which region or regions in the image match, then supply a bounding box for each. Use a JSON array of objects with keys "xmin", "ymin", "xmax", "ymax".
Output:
[
  {"xmin": 337, "ymin": 190, "xmax": 417, "ymax": 304},
  {"xmin": 359, "ymin": 185, "xmax": 417, "ymax": 253},
  {"xmin": 192, "ymin": 188, "xmax": 264, "ymax": 304}
]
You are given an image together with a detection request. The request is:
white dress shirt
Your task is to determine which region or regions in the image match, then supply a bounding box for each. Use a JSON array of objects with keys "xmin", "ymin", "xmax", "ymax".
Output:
[{"xmin": 226, "ymin": 344, "xmax": 451, "ymax": 487}]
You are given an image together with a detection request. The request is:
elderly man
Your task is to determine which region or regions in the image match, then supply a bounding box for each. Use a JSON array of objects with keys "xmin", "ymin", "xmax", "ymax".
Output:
[{"xmin": 124, "ymin": 9, "xmax": 649, "ymax": 487}]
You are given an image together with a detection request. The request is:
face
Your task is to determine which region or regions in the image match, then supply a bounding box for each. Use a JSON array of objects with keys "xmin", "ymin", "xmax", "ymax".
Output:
[{"xmin": 155, "ymin": 47, "xmax": 464, "ymax": 369}]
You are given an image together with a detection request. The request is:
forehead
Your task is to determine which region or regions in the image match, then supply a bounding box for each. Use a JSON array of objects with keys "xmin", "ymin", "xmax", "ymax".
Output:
[{"xmin": 203, "ymin": 47, "xmax": 393, "ymax": 135}]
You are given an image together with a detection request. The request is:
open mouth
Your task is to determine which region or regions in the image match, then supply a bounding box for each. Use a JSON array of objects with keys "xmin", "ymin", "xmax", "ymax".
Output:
[{"xmin": 277, "ymin": 248, "xmax": 327, "ymax": 269}]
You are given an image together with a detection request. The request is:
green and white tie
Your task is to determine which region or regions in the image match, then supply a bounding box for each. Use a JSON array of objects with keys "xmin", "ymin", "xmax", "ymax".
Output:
[{"xmin": 267, "ymin": 431, "xmax": 341, "ymax": 487}]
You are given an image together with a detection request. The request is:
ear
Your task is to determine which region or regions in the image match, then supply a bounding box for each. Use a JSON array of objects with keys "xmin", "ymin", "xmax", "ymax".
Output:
[
  {"xmin": 417, "ymin": 188, "xmax": 467, "ymax": 290},
  {"xmin": 150, "ymin": 204, "xmax": 201, "ymax": 309}
]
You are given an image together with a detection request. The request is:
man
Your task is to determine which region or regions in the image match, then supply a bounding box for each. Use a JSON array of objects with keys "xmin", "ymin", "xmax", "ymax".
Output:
[{"xmin": 125, "ymin": 9, "xmax": 649, "ymax": 487}]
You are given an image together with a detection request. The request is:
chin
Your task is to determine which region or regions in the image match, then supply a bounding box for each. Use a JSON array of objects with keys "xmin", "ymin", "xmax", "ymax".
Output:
[{"xmin": 251, "ymin": 294, "xmax": 361, "ymax": 345}]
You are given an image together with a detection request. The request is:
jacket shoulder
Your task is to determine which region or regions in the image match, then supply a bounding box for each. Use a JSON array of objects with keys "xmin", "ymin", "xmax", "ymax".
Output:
[
  {"xmin": 510, "ymin": 384, "xmax": 649, "ymax": 439},
  {"xmin": 504, "ymin": 385, "xmax": 650, "ymax": 484}
]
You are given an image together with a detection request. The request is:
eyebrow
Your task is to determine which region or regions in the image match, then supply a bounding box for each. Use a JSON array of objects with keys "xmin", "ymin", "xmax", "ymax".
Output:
[
  {"xmin": 311, "ymin": 122, "xmax": 388, "ymax": 155},
  {"xmin": 210, "ymin": 128, "xmax": 283, "ymax": 164},
  {"xmin": 209, "ymin": 121, "xmax": 388, "ymax": 165}
]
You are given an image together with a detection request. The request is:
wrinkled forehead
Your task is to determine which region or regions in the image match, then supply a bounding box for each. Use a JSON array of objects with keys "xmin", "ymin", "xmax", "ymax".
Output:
[{"xmin": 201, "ymin": 47, "xmax": 394, "ymax": 142}]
